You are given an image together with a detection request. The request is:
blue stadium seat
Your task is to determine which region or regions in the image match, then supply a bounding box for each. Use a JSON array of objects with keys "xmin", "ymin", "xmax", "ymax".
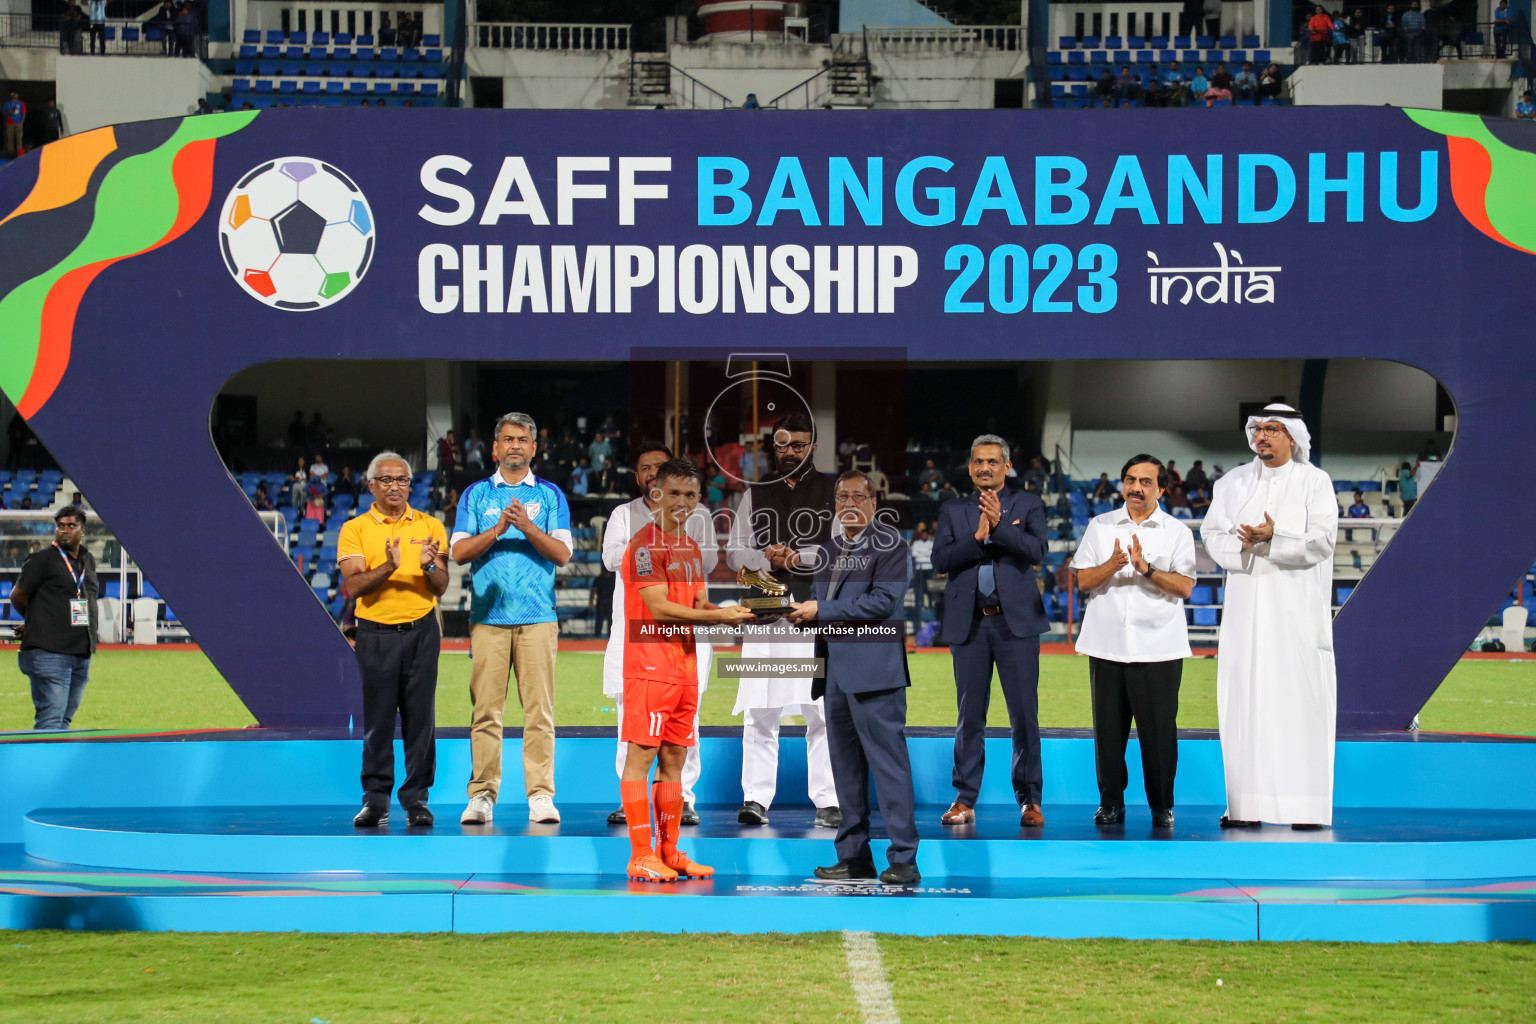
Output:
[
  {"xmin": 308, "ymin": 46, "xmax": 327, "ymax": 61},
  {"xmin": 372, "ymin": 81, "xmax": 391, "ymax": 94},
  {"xmin": 1174, "ymin": 35, "xmax": 1190, "ymax": 47},
  {"xmin": 1192, "ymin": 608, "xmax": 1219, "ymax": 627},
  {"xmin": 289, "ymin": 30, "xmax": 306, "ymax": 45},
  {"xmin": 1128, "ymin": 35, "xmax": 1145, "ymax": 48},
  {"xmin": 1197, "ymin": 34, "xmax": 1215, "ymax": 47},
  {"xmin": 1114, "ymin": 50, "xmax": 1130, "ymax": 63},
  {"xmin": 351, "ymin": 62, "xmax": 372, "ymax": 77},
  {"xmin": 333, "ymin": 32, "xmax": 352, "ymax": 45},
  {"xmin": 257, "ymin": 60, "xmax": 277, "ymax": 76},
  {"xmin": 1182, "ymin": 49, "xmax": 1199, "ymax": 62},
  {"xmin": 349, "ymin": 81, "xmax": 367, "ymax": 96},
  {"xmin": 279, "ymin": 80, "xmax": 298, "ymax": 95},
  {"xmin": 313, "ymin": 31, "xmax": 329, "ymax": 46},
  {"xmin": 379, "ymin": 46, "xmax": 398, "ymax": 61},
  {"xmin": 1150, "ymin": 35, "xmax": 1168, "ymax": 48},
  {"xmin": 243, "ymin": 29, "xmax": 260, "ymax": 43},
  {"xmin": 1046, "ymin": 51, "xmax": 1062, "ymax": 64},
  {"xmin": 281, "ymin": 62, "xmax": 302, "ymax": 76},
  {"xmin": 265, "ymin": 30, "xmax": 283, "ymax": 44},
  {"xmin": 1336, "ymin": 586, "xmax": 1354, "ymax": 605},
  {"xmin": 1136, "ymin": 50, "xmax": 1153, "ymax": 63},
  {"xmin": 420, "ymin": 83, "xmax": 439, "ymax": 99},
  {"xmin": 261, "ymin": 45, "xmax": 279, "ymax": 58},
  {"xmin": 377, "ymin": 63, "xmax": 398, "ymax": 78},
  {"xmin": 235, "ymin": 59, "xmax": 253, "ymax": 75},
  {"xmin": 1189, "ymin": 586, "xmax": 1214, "ymax": 605},
  {"xmin": 1082, "ymin": 35, "xmax": 1100, "ymax": 48},
  {"xmin": 398, "ymin": 65, "xmax": 420, "ymax": 79},
  {"xmin": 423, "ymin": 48, "xmax": 442, "ymax": 62},
  {"xmin": 123, "ymin": 26, "xmax": 139, "ymax": 41},
  {"xmin": 1213, "ymin": 98, "xmax": 1231, "ymax": 106},
  {"xmin": 239, "ymin": 44, "xmax": 257, "ymax": 58},
  {"xmin": 1050, "ymin": 84, "xmax": 1066, "ymax": 98},
  {"xmin": 1105, "ymin": 35, "xmax": 1122, "ymax": 48},
  {"xmin": 304, "ymin": 61, "xmax": 324, "ymax": 76},
  {"xmin": 1205, "ymin": 49, "xmax": 1223, "ymax": 62},
  {"xmin": 402, "ymin": 47, "xmax": 421, "ymax": 62},
  {"xmin": 355, "ymin": 46, "xmax": 375, "ymax": 60},
  {"xmin": 397, "ymin": 81, "xmax": 416, "ymax": 96},
  {"xmin": 285, "ymin": 45, "xmax": 303, "ymax": 60},
  {"xmin": 252, "ymin": 96, "xmax": 274, "ymax": 109},
  {"xmin": 254, "ymin": 79, "xmax": 273, "ymax": 94},
  {"xmin": 1219, "ymin": 35, "xmax": 1236, "ymax": 47},
  {"xmin": 302, "ymin": 81, "xmax": 321, "ymax": 95},
  {"xmin": 1091, "ymin": 50, "xmax": 1107, "ymax": 63},
  {"xmin": 1048, "ymin": 66, "xmax": 1065, "ymax": 81},
  {"xmin": 422, "ymin": 34, "xmax": 440, "ymax": 46},
  {"xmin": 1254, "ymin": 49, "xmax": 1270, "ymax": 62},
  {"xmin": 1228, "ymin": 49, "xmax": 1247, "ymax": 62},
  {"xmin": 1159, "ymin": 49, "xmax": 1176, "ymax": 62},
  {"xmin": 232, "ymin": 77, "xmax": 252, "ymax": 94},
  {"xmin": 1068, "ymin": 67, "xmax": 1088, "ymax": 81},
  {"xmin": 1068, "ymin": 50, "xmax": 1085, "ymax": 64},
  {"xmin": 1058, "ymin": 35, "xmax": 1076, "ymax": 49},
  {"xmin": 326, "ymin": 81, "xmax": 344, "ymax": 94},
  {"xmin": 357, "ymin": 33, "xmax": 374, "ymax": 45}
]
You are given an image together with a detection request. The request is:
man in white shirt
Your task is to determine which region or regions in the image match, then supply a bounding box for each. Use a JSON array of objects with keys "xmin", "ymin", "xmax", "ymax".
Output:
[
  {"xmin": 1071, "ymin": 455, "xmax": 1196, "ymax": 829},
  {"xmin": 602, "ymin": 441, "xmax": 717, "ymax": 826},
  {"xmin": 1201, "ymin": 404, "xmax": 1338, "ymax": 830}
]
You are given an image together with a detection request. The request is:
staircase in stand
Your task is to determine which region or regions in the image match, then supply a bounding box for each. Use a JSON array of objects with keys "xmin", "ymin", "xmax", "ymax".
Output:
[{"xmin": 627, "ymin": 53, "xmax": 673, "ymax": 105}]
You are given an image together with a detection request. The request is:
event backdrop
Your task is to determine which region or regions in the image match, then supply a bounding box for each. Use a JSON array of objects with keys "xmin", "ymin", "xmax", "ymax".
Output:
[{"xmin": 0, "ymin": 107, "xmax": 1529, "ymax": 731}]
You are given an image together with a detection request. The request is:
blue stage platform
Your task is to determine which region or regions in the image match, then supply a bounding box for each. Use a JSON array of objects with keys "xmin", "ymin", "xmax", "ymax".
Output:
[{"xmin": 1, "ymin": 732, "xmax": 1533, "ymax": 941}]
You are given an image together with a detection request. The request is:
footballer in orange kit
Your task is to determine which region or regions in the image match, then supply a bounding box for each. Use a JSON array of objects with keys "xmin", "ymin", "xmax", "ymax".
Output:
[{"xmin": 619, "ymin": 458, "xmax": 754, "ymax": 882}]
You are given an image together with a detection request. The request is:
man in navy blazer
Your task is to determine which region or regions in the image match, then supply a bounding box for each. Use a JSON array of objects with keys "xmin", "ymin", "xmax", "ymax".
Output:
[
  {"xmin": 788, "ymin": 470, "xmax": 919, "ymax": 885},
  {"xmin": 932, "ymin": 434, "xmax": 1050, "ymax": 827}
]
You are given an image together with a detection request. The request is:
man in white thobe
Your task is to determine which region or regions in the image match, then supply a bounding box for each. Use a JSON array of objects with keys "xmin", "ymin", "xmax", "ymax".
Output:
[
  {"xmin": 726, "ymin": 412, "xmax": 839, "ymax": 828},
  {"xmin": 602, "ymin": 443, "xmax": 716, "ymax": 826},
  {"xmin": 1201, "ymin": 403, "xmax": 1338, "ymax": 829}
]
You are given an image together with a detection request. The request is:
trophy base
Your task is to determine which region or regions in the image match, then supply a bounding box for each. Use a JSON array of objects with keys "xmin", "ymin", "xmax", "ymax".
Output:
[{"xmin": 742, "ymin": 597, "xmax": 792, "ymax": 618}]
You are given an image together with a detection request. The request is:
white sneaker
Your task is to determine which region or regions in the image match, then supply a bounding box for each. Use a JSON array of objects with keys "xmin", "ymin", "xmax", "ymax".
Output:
[
  {"xmin": 528, "ymin": 794, "xmax": 561, "ymax": 823},
  {"xmin": 460, "ymin": 792, "xmax": 494, "ymax": 825}
]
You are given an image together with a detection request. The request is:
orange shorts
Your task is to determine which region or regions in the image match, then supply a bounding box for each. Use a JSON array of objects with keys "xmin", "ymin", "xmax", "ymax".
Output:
[{"xmin": 621, "ymin": 677, "xmax": 698, "ymax": 747}]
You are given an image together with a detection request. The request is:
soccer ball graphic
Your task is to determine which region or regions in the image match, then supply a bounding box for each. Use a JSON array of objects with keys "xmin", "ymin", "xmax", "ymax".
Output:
[{"xmin": 217, "ymin": 157, "xmax": 375, "ymax": 311}]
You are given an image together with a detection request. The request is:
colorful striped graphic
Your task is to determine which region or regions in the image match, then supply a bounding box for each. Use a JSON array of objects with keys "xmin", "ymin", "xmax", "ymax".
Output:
[
  {"xmin": 0, "ymin": 112, "xmax": 256, "ymax": 417},
  {"xmin": 1407, "ymin": 108, "xmax": 1536, "ymax": 255}
]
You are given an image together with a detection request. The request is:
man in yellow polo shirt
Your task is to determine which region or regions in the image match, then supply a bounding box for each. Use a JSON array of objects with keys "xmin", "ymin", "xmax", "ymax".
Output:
[{"xmin": 338, "ymin": 451, "xmax": 450, "ymax": 828}]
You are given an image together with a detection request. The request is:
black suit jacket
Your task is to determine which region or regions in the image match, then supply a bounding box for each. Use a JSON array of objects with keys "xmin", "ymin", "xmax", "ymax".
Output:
[
  {"xmin": 931, "ymin": 487, "xmax": 1049, "ymax": 643},
  {"xmin": 808, "ymin": 520, "xmax": 911, "ymax": 701}
]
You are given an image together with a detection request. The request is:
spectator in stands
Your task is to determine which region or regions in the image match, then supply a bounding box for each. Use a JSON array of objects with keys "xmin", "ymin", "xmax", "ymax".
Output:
[
  {"xmin": 1234, "ymin": 62, "xmax": 1258, "ymax": 102},
  {"xmin": 706, "ymin": 461, "xmax": 728, "ymax": 509},
  {"xmin": 742, "ymin": 93, "xmax": 762, "ymax": 110},
  {"xmin": 2, "ymin": 93, "xmax": 25, "ymax": 158},
  {"xmin": 436, "ymin": 430, "xmax": 457, "ymax": 478},
  {"xmin": 1184, "ymin": 460, "xmax": 1210, "ymax": 496},
  {"xmin": 588, "ymin": 430, "xmax": 613, "ymax": 473},
  {"xmin": 1181, "ymin": 0, "xmax": 1203, "ymax": 35},
  {"xmin": 936, "ymin": 479, "xmax": 960, "ymax": 502},
  {"xmin": 1308, "ymin": 4, "xmax": 1336, "ymax": 63},
  {"xmin": 304, "ymin": 490, "xmax": 326, "ymax": 523},
  {"xmin": 918, "ymin": 458, "xmax": 943, "ymax": 491},
  {"xmin": 1210, "ymin": 463, "xmax": 1226, "ymax": 483},
  {"xmin": 1020, "ymin": 456, "xmax": 1049, "ymax": 493},
  {"xmin": 1347, "ymin": 9, "xmax": 1367, "ymax": 62},
  {"xmin": 463, "ymin": 428, "xmax": 486, "ymax": 474},
  {"xmin": 596, "ymin": 456, "xmax": 621, "ymax": 496},
  {"xmin": 1401, "ymin": 0, "xmax": 1426, "ymax": 62},
  {"xmin": 174, "ymin": 2, "xmax": 198, "ymax": 57},
  {"xmin": 334, "ymin": 466, "xmax": 360, "ymax": 500},
  {"xmin": 13, "ymin": 506, "xmax": 97, "ymax": 731},
  {"xmin": 254, "ymin": 483, "xmax": 275, "ymax": 511},
  {"xmin": 378, "ymin": 12, "xmax": 396, "ymax": 46},
  {"xmin": 1348, "ymin": 491, "xmax": 1369, "ymax": 518},
  {"xmin": 1163, "ymin": 62, "xmax": 1188, "ymax": 105},
  {"xmin": 1330, "ymin": 11, "xmax": 1350, "ymax": 63},
  {"xmin": 1188, "ymin": 487, "xmax": 1210, "ymax": 518},
  {"xmin": 1206, "ymin": 65, "xmax": 1233, "ymax": 104},
  {"xmin": 1518, "ymin": 91, "xmax": 1536, "ymax": 119},
  {"xmin": 309, "ymin": 453, "xmax": 330, "ymax": 484},
  {"xmin": 1096, "ymin": 70, "xmax": 1118, "ymax": 105},
  {"xmin": 1380, "ymin": 5, "xmax": 1400, "ymax": 61},
  {"xmin": 1259, "ymin": 65, "xmax": 1284, "ymax": 101},
  {"xmin": 289, "ymin": 457, "xmax": 309, "ymax": 507},
  {"xmin": 86, "ymin": 0, "xmax": 106, "ymax": 54},
  {"xmin": 569, "ymin": 456, "xmax": 592, "ymax": 497},
  {"xmin": 18, "ymin": 495, "xmax": 33, "ymax": 511},
  {"xmin": 1091, "ymin": 473, "xmax": 1114, "ymax": 502},
  {"xmin": 1189, "ymin": 67, "xmax": 1210, "ymax": 104},
  {"xmin": 1116, "ymin": 66, "xmax": 1142, "ymax": 106},
  {"xmin": 452, "ymin": 412, "xmax": 573, "ymax": 827},
  {"xmin": 1398, "ymin": 461, "xmax": 1418, "ymax": 512},
  {"xmin": 149, "ymin": 0, "xmax": 175, "ymax": 52},
  {"xmin": 1165, "ymin": 460, "xmax": 1183, "ymax": 492},
  {"xmin": 1495, "ymin": 0, "xmax": 1511, "ymax": 58}
]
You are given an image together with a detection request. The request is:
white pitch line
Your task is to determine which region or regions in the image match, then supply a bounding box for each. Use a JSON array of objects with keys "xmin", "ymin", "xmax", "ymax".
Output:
[{"xmin": 842, "ymin": 930, "xmax": 901, "ymax": 1024}]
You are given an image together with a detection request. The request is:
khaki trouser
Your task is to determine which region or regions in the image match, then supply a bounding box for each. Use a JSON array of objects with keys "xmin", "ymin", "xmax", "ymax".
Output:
[{"xmin": 468, "ymin": 620, "xmax": 558, "ymax": 801}]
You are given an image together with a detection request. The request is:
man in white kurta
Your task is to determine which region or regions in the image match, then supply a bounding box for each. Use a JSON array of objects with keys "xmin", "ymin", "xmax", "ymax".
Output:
[
  {"xmin": 602, "ymin": 445, "xmax": 716, "ymax": 826},
  {"xmin": 1201, "ymin": 404, "xmax": 1338, "ymax": 828},
  {"xmin": 725, "ymin": 415, "xmax": 838, "ymax": 828}
]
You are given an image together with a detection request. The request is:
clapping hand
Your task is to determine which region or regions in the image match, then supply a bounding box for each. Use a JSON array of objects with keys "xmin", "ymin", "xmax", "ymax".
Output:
[
  {"xmin": 382, "ymin": 536, "xmax": 401, "ymax": 571},
  {"xmin": 1238, "ymin": 513, "xmax": 1275, "ymax": 550},
  {"xmin": 493, "ymin": 503, "xmax": 518, "ymax": 538},
  {"xmin": 1129, "ymin": 536, "xmax": 1150, "ymax": 575},
  {"xmin": 506, "ymin": 499, "xmax": 536, "ymax": 534},
  {"xmin": 419, "ymin": 537, "xmax": 441, "ymax": 569},
  {"xmin": 1103, "ymin": 537, "xmax": 1130, "ymax": 573}
]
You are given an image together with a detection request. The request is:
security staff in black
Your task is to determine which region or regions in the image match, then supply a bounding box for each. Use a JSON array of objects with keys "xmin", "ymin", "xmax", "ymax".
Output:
[{"xmin": 12, "ymin": 506, "xmax": 98, "ymax": 730}]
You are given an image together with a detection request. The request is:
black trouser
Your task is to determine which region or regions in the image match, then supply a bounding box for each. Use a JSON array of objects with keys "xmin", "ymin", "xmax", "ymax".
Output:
[
  {"xmin": 1089, "ymin": 656, "xmax": 1181, "ymax": 811},
  {"xmin": 951, "ymin": 613, "xmax": 1041, "ymax": 807},
  {"xmin": 89, "ymin": 23, "xmax": 105, "ymax": 54},
  {"xmin": 356, "ymin": 613, "xmax": 439, "ymax": 809}
]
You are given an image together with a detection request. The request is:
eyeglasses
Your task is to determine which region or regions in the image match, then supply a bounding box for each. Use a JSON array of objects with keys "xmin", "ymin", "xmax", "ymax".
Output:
[
  {"xmin": 773, "ymin": 441, "xmax": 812, "ymax": 454},
  {"xmin": 835, "ymin": 492, "xmax": 874, "ymax": 504},
  {"xmin": 372, "ymin": 475, "xmax": 412, "ymax": 486},
  {"xmin": 1252, "ymin": 425, "xmax": 1290, "ymax": 437}
]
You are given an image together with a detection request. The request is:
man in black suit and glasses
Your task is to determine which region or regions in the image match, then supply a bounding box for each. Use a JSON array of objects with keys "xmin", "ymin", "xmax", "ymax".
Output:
[{"xmin": 932, "ymin": 434, "xmax": 1050, "ymax": 827}]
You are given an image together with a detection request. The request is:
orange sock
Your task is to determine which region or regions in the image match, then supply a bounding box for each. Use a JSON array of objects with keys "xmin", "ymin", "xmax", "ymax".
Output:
[
  {"xmin": 621, "ymin": 779, "xmax": 652, "ymax": 858},
  {"xmin": 653, "ymin": 780, "xmax": 684, "ymax": 858}
]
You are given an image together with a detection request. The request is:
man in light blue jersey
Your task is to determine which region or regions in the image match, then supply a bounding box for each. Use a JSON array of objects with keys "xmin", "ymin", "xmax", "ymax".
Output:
[{"xmin": 451, "ymin": 412, "xmax": 573, "ymax": 825}]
